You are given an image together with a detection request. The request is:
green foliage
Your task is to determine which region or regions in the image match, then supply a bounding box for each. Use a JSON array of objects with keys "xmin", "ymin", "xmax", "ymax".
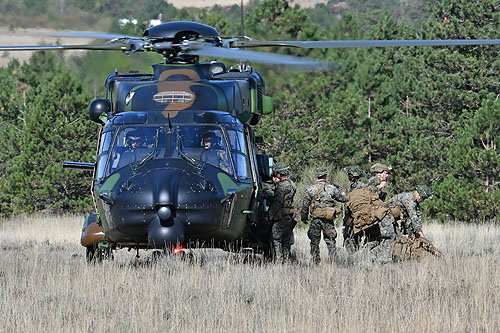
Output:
[
  {"xmin": 253, "ymin": 0, "xmax": 499, "ymax": 222},
  {"xmin": 0, "ymin": 0, "xmax": 497, "ymax": 222},
  {"xmin": 0, "ymin": 52, "xmax": 96, "ymax": 216}
]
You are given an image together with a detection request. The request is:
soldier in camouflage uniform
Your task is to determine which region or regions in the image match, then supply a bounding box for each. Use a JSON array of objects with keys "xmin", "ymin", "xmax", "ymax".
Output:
[
  {"xmin": 364, "ymin": 162, "xmax": 391, "ymax": 200},
  {"xmin": 354, "ymin": 163, "xmax": 395, "ymax": 263},
  {"xmin": 301, "ymin": 167, "xmax": 348, "ymax": 264},
  {"xmin": 388, "ymin": 185, "xmax": 433, "ymax": 238},
  {"xmin": 343, "ymin": 165, "xmax": 364, "ymax": 254},
  {"xmin": 268, "ymin": 162, "xmax": 297, "ymax": 262}
]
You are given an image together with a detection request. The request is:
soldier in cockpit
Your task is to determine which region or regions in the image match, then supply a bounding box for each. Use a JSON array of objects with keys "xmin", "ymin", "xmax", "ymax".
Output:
[{"xmin": 200, "ymin": 131, "xmax": 231, "ymax": 174}]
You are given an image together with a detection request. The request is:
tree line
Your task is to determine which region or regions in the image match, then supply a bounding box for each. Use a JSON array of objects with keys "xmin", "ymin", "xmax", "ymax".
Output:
[{"xmin": 0, "ymin": 0, "xmax": 498, "ymax": 221}]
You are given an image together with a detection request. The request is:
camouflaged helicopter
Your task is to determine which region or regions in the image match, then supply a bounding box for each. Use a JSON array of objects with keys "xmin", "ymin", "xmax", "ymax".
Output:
[{"xmin": 2, "ymin": 21, "xmax": 500, "ymax": 262}]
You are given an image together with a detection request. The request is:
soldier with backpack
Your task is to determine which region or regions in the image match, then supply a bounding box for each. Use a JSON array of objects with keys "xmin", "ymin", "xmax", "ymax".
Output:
[
  {"xmin": 347, "ymin": 163, "xmax": 396, "ymax": 263},
  {"xmin": 387, "ymin": 184, "xmax": 433, "ymax": 238},
  {"xmin": 343, "ymin": 165, "xmax": 365, "ymax": 254},
  {"xmin": 388, "ymin": 185, "xmax": 442, "ymax": 260},
  {"xmin": 301, "ymin": 167, "xmax": 348, "ymax": 264}
]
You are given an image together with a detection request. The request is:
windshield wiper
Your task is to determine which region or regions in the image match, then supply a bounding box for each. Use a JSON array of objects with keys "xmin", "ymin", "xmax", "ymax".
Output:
[
  {"xmin": 176, "ymin": 133, "xmax": 203, "ymax": 170},
  {"xmin": 135, "ymin": 128, "xmax": 160, "ymax": 170}
]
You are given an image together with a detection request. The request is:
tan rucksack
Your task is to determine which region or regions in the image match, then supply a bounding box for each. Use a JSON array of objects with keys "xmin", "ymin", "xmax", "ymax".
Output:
[
  {"xmin": 392, "ymin": 235, "xmax": 442, "ymax": 261},
  {"xmin": 309, "ymin": 184, "xmax": 341, "ymax": 220},
  {"xmin": 347, "ymin": 187, "xmax": 388, "ymax": 232}
]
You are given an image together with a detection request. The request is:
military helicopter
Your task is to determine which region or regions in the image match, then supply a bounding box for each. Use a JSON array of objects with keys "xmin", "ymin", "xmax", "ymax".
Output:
[{"xmin": 2, "ymin": 21, "xmax": 499, "ymax": 262}]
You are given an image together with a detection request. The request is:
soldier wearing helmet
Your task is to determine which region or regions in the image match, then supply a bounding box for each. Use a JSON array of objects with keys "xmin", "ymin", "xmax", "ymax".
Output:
[
  {"xmin": 351, "ymin": 163, "xmax": 395, "ymax": 263},
  {"xmin": 366, "ymin": 163, "xmax": 391, "ymax": 201},
  {"xmin": 300, "ymin": 167, "xmax": 348, "ymax": 264},
  {"xmin": 126, "ymin": 135, "xmax": 143, "ymax": 152},
  {"xmin": 200, "ymin": 131, "xmax": 231, "ymax": 174},
  {"xmin": 342, "ymin": 164, "xmax": 365, "ymax": 254},
  {"xmin": 388, "ymin": 185, "xmax": 433, "ymax": 238},
  {"xmin": 345, "ymin": 165, "xmax": 364, "ymax": 191},
  {"xmin": 112, "ymin": 131, "xmax": 145, "ymax": 169},
  {"xmin": 268, "ymin": 162, "xmax": 297, "ymax": 262}
]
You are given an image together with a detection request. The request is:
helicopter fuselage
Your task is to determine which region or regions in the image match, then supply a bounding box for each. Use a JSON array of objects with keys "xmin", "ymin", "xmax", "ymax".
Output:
[{"xmin": 81, "ymin": 61, "xmax": 274, "ymax": 251}]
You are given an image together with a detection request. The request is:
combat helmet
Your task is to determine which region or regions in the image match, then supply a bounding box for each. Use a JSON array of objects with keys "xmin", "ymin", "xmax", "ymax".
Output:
[
  {"xmin": 202, "ymin": 131, "xmax": 220, "ymax": 144},
  {"xmin": 416, "ymin": 185, "xmax": 433, "ymax": 199},
  {"xmin": 126, "ymin": 132, "xmax": 144, "ymax": 147},
  {"xmin": 273, "ymin": 162, "xmax": 291, "ymax": 176},
  {"xmin": 370, "ymin": 163, "xmax": 391, "ymax": 173},
  {"xmin": 316, "ymin": 167, "xmax": 328, "ymax": 178},
  {"xmin": 345, "ymin": 165, "xmax": 363, "ymax": 177}
]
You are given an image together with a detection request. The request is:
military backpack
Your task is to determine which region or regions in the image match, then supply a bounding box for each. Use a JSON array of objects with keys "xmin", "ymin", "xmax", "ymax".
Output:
[
  {"xmin": 309, "ymin": 184, "xmax": 341, "ymax": 220},
  {"xmin": 392, "ymin": 235, "xmax": 442, "ymax": 261},
  {"xmin": 347, "ymin": 186, "xmax": 388, "ymax": 233}
]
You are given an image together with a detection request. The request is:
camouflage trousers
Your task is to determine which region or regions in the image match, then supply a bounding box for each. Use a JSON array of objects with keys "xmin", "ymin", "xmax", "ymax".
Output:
[
  {"xmin": 343, "ymin": 224, "xmax": 359, "ymax": 255},
  {"xmin": 272, "ymin": 215, "xmax": 293, "ymax": 262},
  {"xmin": 369, "ymin": 214, "xmax": 396, "ymax": 263},
  {"xmin": 307, "ymin": 218, "xmax": 337, "ymax": 264}
]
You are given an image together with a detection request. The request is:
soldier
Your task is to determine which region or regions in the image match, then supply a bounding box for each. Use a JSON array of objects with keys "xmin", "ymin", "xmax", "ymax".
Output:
[
  {"xmin": 349, "ymin": 163, "xmax": 395, "ymax": 263},
  {"xmin": 343, "ymin": 165, "xmax": 364, "ymax": 254},
  {"xmin": 200, "ymin": 131, "xmax": 231, "ymax": 174},
  {"xmin": 345, "ymin": 165, "xmax": 364, "ymax": 191},
  {"xmin": 262, "ymin": 175, "xmax": 280, "ymax": 202},
  {"xmin": 388, "ymin": 185, "xmax": 441, "ymax": 260},
  {"xmin": 388, "ymin": 185, "xmax": 433, "ymax": 238},
  {"xmin": 365, "ymin": 163, "xmax": 391, "ymax": 200},
  {"xmin": 268, "ymin": 162, "xmax": 297, "ymax": 262},
  {"xmin": 301, "ymin": 167, "xmax": 348, "ymax": 264}
]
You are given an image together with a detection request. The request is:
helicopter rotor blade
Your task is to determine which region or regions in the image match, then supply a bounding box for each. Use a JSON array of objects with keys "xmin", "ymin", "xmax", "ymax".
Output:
[
  {"xmin": 0, "ymin": 43, "xmax": 129, "ymax": 52},
  {"xmin": 232, "ymin": 39, "xmax": 500, "ymax": 49},
  {"xmin": 186, "ymin": 46, "xmax": 339, "ymax": 71},
  {"xmin": 42, "ymin": 31, "xmax": 135, "ymax": 40}
]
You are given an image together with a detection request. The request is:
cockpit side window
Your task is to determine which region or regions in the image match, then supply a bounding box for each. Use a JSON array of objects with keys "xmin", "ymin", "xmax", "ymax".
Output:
[
  {"xmin": 226, "ymin": 128, "xmax": 251, "ymax": 180},
  {"xmin": 96, "ymin": 130, "xmax": 114, "ymax": 180}
]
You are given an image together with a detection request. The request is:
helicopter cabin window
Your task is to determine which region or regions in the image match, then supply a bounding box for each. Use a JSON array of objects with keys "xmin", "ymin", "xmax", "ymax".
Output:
[
  {"xmin": 174, "ymin": 125, "xmax": 233, "ymax": 175},
  {"xmin": 226, "ymin": 128, "xmax": 251, "ymax": 180},
  {"xmin": 109, "ymin": 126, "xmax": 165, "ymax": 172},
  {"xmin": 96, "ymin": 130, "xmax": 114, "ymax": 180}
]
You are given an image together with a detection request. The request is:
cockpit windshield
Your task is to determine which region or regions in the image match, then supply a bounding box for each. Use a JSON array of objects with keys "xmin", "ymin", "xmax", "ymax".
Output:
[
  {"xmin": 101, "ymin": 124, "xmax": 250, "ymax": 181},
  {"xmin": 109, "ymin": 126, "xmax": 165, "ymax": 172},
  {"xmin": 173, "ymin": 125, "xmax": 233, "ymax": 175}
]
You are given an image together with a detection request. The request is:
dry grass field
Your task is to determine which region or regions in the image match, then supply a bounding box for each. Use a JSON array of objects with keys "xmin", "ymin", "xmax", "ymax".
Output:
[{"xmin": 1, "ymin": 216, "xmax": 500, "ymax": 332}]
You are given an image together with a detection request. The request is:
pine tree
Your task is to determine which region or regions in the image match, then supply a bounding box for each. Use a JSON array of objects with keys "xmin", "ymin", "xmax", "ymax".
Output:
[{"xmin": 0, "ymin": 52, "xmax": 96, "ymax": 215}]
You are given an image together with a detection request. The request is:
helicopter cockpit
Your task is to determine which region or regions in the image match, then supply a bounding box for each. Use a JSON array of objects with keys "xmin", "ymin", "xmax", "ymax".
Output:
[{"xmin": 97, "ymin": 123, "xmax": 252, "ymax": 182}]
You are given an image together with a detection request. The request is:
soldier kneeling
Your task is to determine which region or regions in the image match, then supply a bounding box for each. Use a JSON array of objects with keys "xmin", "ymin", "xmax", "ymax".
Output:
[{"xmin": 388, "ymin": 185, "xmax": 442, "ymax": 261}]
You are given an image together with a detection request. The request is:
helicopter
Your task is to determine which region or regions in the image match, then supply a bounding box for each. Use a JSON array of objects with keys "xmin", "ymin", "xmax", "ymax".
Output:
[{"xmin": 2, "ymin": 21, "xmax": 499, "ymax": 262}]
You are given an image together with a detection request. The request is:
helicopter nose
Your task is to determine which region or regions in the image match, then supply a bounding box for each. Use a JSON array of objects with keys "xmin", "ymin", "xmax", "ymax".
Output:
[
  {"xmin": 148, "ymin": 216, "xmax": 185, "ymax": 248},
  {"xmin": 157, "ymin": 206, "xmax": 172, "ymax": 221}
]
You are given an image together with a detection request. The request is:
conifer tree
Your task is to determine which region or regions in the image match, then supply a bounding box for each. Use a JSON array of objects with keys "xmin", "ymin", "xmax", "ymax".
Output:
[{"xmin": 0, "ymin": 52, "xmax": 96, "ymax": 215}]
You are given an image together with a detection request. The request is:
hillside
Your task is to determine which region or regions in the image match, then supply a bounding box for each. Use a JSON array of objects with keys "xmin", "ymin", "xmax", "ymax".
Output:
[
  {"xmin": 168, "ymin": 0, "xmax": 328, "ymax": 7},
  {"xmin": 0, "ymin": 27, "xmax": 94, "ymax": 67}
]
